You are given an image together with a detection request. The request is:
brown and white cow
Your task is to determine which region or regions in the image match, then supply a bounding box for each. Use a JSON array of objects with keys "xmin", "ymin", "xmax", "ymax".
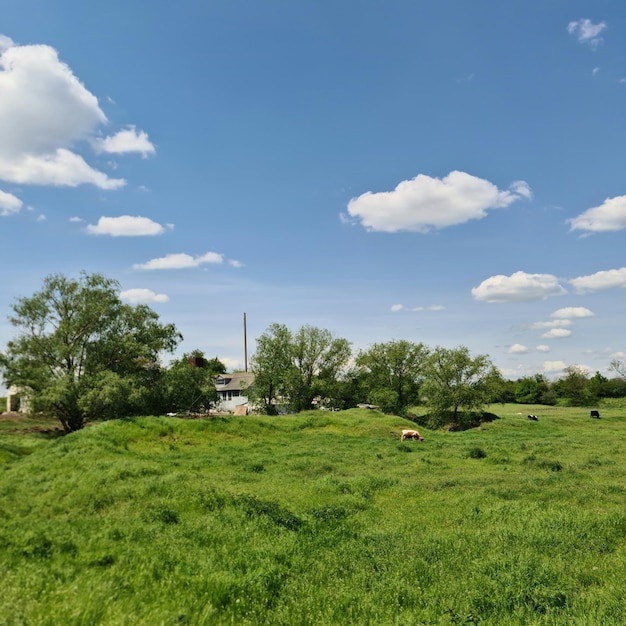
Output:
[{"xmin": 401, "ymin": 429, "xmax": 424, "ymax": 442}]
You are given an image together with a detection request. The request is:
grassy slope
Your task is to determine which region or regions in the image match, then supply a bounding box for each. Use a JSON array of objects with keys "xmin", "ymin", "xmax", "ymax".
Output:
[{"xmin": 0, "ymin": 406, "xmax": 624, "ymax": 625}]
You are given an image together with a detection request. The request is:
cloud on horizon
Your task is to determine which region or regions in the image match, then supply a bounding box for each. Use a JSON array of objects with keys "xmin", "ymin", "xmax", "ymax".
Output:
[
  {"xmin": 133, "ymin": 251, "xmax": 224, "ymax": 270},
  {"xmin": 550, "ymin": 306, "xmax": 594, "ymax": 319},
  {"xmin": 345, "ymin": 171, "xmax": 531, "ymax": 233},
  {"xmin": 541, "ymin": 328, "xmax": 572, "ymax": 339},
  {"xmin": 120, "ymin": 288, "xmax": 169, "ymax": 304},
  {"xmin": 508, "ymin": 343, "xmax": 528, "ymax": 354},
  {"xmin": 86, "ymin": 215, "xmax": 168, "ymax": 236},
  {"xmin": 472, "ymin": 271, "xmax": 567, "ymax": 303}
]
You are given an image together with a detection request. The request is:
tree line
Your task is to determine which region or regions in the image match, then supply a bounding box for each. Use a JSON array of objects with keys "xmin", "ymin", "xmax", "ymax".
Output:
[{"xmin": 2, "ymin": 272, "xmax": 625, "ymax": 433}]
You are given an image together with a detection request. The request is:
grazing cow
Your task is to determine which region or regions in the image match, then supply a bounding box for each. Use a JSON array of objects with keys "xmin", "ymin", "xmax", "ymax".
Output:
[
  {"xmin": 527, "ymin": 414, "xmax": 538, "ymax": 421},
  {"xmin": 590, "ymin": 410, "xmax": 601, "ymax": 419},
  {"xmin": 401, "ymin": 429, "xmax": 424, "ymax": 442}
]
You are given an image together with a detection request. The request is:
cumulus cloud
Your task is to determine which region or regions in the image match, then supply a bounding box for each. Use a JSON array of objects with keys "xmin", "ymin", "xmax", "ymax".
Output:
[
  {"xmin": 0, "ymin": 36, "xmax": 151, "ymax": 191},
  {"xmin": 542, "ymin": 328, "xmax": 572, "ymax": 339},
  {"xmin": 345, "ymin": 171, "xmax": 531, "ymax": 233},
  {"xmin": 228, "ymin": 259, "xmax": 244, "ymax": 268},
  {"xmin": 133, "ymin": 251, "xmax": 224, "ymax": 270},
  {"xmin": 94, "ymin": 126, "xmax": 155, "ymax": 157},
  {"xmin": 69, "ymin": 216, "xmax": 83, "ymax": 222},
  {"xmin": 86, "ymin": 215, "xmax": 166, "ymax": 236},
  {"xmin": 390, "ymin": 304, "xmax": 404, "ymax": 312},
  {"xmin": 550, "ymin": 307, "xmax": 594, "ymax": 319},
  {"xmin": 528, "ymin": 320, "xmax": 572, "ymax": 330},
  {"xmin": 508, "ymin": 344, "xmax": 528, "ymax": 354},
  {"xmin": 0, "ymin": 188, "xmax": 22, "ymax": 215},
  {"xmin": 570, "ymin": 267, "xmax": 626, "ymax": 293},
  {"xmin": 472, "ymin": 271, "xmax": 567, "ymax": 303},
  {"xmin": 568, "ymin": 195, "xmax": 626, "ymax": 233},
  {"xmin": 567, "ymin": 18, "xmax": 607, "ymax": 48},
  {"xmin": 120, "ymin": 288, "xmax": 169, "ymax": 304},
  {"xmin": 543, "ymin": 360, "xmax": 567, "ymax": 373},
  {"xmin": 536, "ymin": 345, "xmax": 551, "ymax": 353}
]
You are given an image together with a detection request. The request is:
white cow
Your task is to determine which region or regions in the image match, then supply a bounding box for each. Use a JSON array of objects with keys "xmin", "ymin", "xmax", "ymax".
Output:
[{"xmin": 401, "ymin": 429, "xmax": 424, "ymax": 442}]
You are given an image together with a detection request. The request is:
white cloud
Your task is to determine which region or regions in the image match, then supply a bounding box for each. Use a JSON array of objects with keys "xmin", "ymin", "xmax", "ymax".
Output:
[
  {"xmin": 0, "ymin": 35, "xmax": 14, "ymax": 52},
  {"xmin": 133, "ymin": 251, "xmax": 224, "ymax": 270},
  {"xmin": 543, "ymin": 360, "xmax": 567, "ymax": 373},
  {"xmin": 536, "ymin": 345, "xmax": 551, "ymax": 352},
  {"xmin": 528, "ymin": 320, "xmax": 572, "ymax": 330},
  {"xmin": 94, "ymin": 126, "xmax": 155, "ymax": 157},
  {"xmin": 0, "ymin": 37, "xmax": 148, "ymax": 191},
  {"xmin": 346, "ymin": 171, "xmax": 530, "ymax": 233},
  {"xmin": 86, "ymin": 215, "xmax": 166, "ymax": 236},
  {"xmin": 69, "ymin": 216, "xmax": 83, "ymax": 222},
  {"xmin": 390, "ymin": 304, "xmax": 404, "ymax": 312},
  {"xmin": 550, "ymin": 307, "xmax": 594, "ymax": 319},
  {"xmin": 0, "ymin": 188, "xmax": 22, "ymax": 215},
  {"xmin": 570, "ymin": 267, "xmax": 626, "ymax": 293},
  {"xmin": 508, "ymin": 344, "xmax": 528, "ymax": 354},
  {"xmin": 568, "ymin": 195, "xmax": 626, "ymax": 233},
  {"xmin": 228, "ymin": 259, "xmax": 244, "ymax": 268},
  {"xmin": 541, "ymin": 328, "xmax": 572, "ymax": 339},
  {"xmin": 567, "ymin": 18, "xmax": 607, "ymax": 48},
  {"xmin": 472, "ymin": 271, "xmax": 567, "ymax": 303},
  {"xmin": 412, "ymin": 305, "xmax": 445, "ymax": 311},
  {"xmin": 120, "ymin": 288, "xmax": 169, "ymax": 304}
]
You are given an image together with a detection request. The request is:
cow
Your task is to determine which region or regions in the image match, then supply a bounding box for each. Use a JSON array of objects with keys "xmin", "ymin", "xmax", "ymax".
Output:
[
  {"xmin": 527, "ymin": 414, "xmax": 538, "ymax": 421},
  {"xmin": 590, "ymin": 410, "xmax": 601, "ymax": 419},
  {"xmin": 401, "ymin": 429, "xmax": 424, "ymax": 442}
]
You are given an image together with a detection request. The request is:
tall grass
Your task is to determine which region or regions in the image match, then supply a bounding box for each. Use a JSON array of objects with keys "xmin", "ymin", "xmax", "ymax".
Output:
[{"xmin": 0, "ymin": 405, "xmax": 624, "ymax": 625}]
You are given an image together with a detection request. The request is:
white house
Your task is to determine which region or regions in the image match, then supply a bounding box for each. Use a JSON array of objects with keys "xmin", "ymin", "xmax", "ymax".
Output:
[{"xmin": 215, "ymin": 373, "xmax": 254, "ymax": 412}]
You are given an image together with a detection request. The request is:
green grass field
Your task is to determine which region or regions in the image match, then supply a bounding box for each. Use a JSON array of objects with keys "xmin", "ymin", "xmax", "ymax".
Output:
[{"xmin": 0, "ymin": 405, "xmax": 624, "ymax": 625}]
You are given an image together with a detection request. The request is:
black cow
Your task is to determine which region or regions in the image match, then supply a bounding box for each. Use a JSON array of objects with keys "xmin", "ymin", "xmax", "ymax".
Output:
[
  {"xmin": 590, "ymin": 410, "xmax": 600, "ymax": 419},
  {"xmin": 527, "ymin": 414, "xmax": 538, "ymax": 421}
]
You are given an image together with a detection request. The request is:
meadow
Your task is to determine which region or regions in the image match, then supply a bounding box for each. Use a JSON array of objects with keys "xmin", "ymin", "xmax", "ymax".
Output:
[{"xmin": 0, "ymin": 405, "xmax": 624, "ymax": 625}]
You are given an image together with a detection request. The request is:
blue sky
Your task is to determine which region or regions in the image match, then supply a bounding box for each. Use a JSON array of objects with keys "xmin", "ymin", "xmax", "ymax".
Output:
[{"xmin": 1, "ymin": 0, "xmax": 626, "ymax": 387}]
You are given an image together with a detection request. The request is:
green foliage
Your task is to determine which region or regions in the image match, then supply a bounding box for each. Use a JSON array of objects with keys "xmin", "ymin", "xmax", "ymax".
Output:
[
  {"xmin": 421, "ymin": 346, "xmax": 499, "ymax": 424},
  {"xmin": 160, "ymin": 351, "xmax": 226, "ymax": 413},
  {"xmin": 515, "ymin": 374, "xmax": 553, "ymax": 405},
  {"xmin": 250, "ymin": 323, "xmax": 351, "ymax": 413},
  {"xmin": 1, "ymin": 272, "xmax": 181, "ymax": 431},
  {"xmin": 356, "ymin": 339, "xmax": 428, "ymax": 415},
  {"xmin": 553, "ymin": 366, "xmax": 592, "ymax": 406}
]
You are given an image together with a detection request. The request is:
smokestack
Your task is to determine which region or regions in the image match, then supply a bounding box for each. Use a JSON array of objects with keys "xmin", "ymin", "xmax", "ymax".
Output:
[{"xmin": 243, "ymin": 312, "xmax": 248, "ymax": 372}]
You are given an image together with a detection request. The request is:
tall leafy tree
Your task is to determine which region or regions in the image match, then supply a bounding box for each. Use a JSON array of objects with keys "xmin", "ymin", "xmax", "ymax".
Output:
[
  {"xmin": 421, "ymin": 346, "xmax": 499, "ymax": 424},
  {"xmin": 249, "ymin": 323, "xmax": 294, "ymax": 414},
  {"xmin": 0, "ymin": 272, "xmax": 181, "ymax": 432},
  {"xmin": 249, "ymin": 323, "xmax": 351, "ymax": 413},
  {"xmin": 356, "ymin": 340, "xmax": 428, "ymax": 415},
  {"xmin": 287, "ymin": 325, "xmax": 351, "ymax": 412}
]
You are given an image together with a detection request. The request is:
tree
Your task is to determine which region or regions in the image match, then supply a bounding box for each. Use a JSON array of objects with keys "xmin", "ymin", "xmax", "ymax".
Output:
[
  {"xmin": 356, "ymin": 340, "xmax": 428, "ymax": 415},
  {"xmin": 249, "ymin": 323, "xmax": 351, "ymax": 413},
  {"xmin": 287, "ymin": 325, "xmax": 351, "ymax": 412},
  {"xmin": 160, "ymin": 351, "xmax": 226, "ymax": 413},
  {"xmin": 0, "ymin": 272, "xmax": 181, "ymax": 432},
  {"xmin": 514, "ymin": 374, "xmax": 551, "ymax": 404},
  {"xmin": 421, "ymin": 346, "xmax": 499, "ymax": 425},
  {"xmin": 249, "ymin": 324, "xmax": 294, "ymax": 414},
  {"xmin": 553, "ymin": 365, "xmax": 591, "ymax": 406}
]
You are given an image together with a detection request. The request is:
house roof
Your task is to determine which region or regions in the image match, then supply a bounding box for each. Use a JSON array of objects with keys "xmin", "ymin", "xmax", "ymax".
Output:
[{"xmin": 215, "ymin": 372, "xmax": 255, "ymax": 392}]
